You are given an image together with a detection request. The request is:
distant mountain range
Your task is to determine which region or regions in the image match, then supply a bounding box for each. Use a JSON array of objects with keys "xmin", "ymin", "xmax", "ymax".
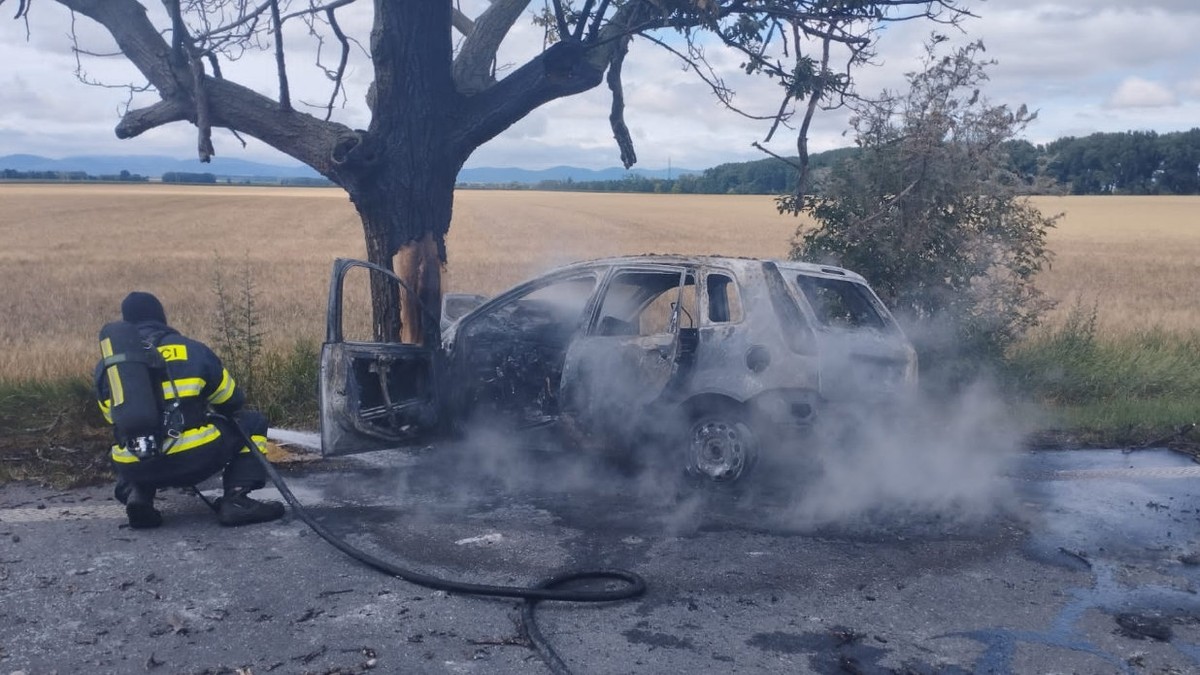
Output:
[{"xmin": 0, "ymin": 154, "xmax": 698, "ymax": 184}]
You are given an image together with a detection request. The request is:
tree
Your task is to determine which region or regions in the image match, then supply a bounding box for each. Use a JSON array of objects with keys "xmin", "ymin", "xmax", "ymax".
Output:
[
  {"xmin": 789, "ymin": 38, "xmax": 1059, "ymax": 373},
  {"xmin": 4, "ymin": 0, "xmax": 966, "ymax": 342},
  {"xmin": 1157, "ymin": 128, "xmax": 1200, "ymax": 195}
]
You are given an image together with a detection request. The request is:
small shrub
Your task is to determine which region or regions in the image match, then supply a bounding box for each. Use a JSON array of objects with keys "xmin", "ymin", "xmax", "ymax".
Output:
[
  {"xmin": 211, "ymin": 253, "xmax": 319, "ymax": 429},
  {"xmin": 211, "ymin": 252, "xmax": 263, "ymax": 400},
  {"xmin": 254, "ymin": 340, "xmax": 321, "ymax": 429}
]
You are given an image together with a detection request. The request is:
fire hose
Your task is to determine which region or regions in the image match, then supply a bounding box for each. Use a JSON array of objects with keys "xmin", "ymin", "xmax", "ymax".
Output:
[{"xmin": 217, "ymin": 415, "xmax": 647, "ymax": 674}]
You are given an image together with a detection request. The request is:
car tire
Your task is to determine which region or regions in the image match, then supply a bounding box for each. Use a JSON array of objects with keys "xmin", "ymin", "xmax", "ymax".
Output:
[{"xmin": 684, "ymin": 407, "xmax": 758, "ymax": 485}]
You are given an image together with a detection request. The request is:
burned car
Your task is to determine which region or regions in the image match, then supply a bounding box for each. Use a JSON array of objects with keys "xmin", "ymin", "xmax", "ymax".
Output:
[{"xmin": 319, "ymin": 256, "xmax": 916, "ymax": 484}]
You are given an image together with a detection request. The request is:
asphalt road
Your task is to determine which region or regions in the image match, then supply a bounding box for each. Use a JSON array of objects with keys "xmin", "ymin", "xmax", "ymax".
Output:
[{"xmin": 3, "ymin": 437, "xmax": 1200, "ymax": 675}]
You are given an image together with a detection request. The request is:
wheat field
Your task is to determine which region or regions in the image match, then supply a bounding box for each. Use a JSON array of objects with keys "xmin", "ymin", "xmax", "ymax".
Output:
[{"xmin": 1, "ymin": 184, "xmax": 1197, "ymax": 380}]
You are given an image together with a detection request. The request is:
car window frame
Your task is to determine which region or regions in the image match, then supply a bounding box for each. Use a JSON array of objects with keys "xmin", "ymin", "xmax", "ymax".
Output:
[
  {"xmin": 700, "ymin": 266, "xmax": 745, "ymax": 327},
  {"xmin": 584, "ymin": 263, "xmax": 697, "ymax": 338},
  {"xmin": 455, "ymin": 265, "xmax": 607, "ymax": 349}
]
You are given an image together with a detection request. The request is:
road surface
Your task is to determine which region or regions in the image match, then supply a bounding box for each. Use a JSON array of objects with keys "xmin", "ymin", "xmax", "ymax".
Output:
[{"xmin": 2, "ymin": 439, "xmax": 1199, "ymax": 674}]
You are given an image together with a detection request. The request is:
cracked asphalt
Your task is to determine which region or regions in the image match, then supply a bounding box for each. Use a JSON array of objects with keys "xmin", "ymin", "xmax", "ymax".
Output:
[{"xmin": 3, "ymin": 439, "xmax": 1200, "ymax": 675}]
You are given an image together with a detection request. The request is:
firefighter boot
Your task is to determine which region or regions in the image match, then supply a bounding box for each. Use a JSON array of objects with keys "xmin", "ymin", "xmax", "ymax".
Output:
[
  {"xmin": 217, "ymin": 488, "xmax": 285, "ymax": 527},
  {"xmin": 125, "ymin": 485, "xmax": 163, "ymax": 529}
]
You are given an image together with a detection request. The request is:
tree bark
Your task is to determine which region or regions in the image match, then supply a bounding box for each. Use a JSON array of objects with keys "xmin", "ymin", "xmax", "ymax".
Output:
[
  {"xmin": 341, "ymin": 152, "xmax": 458, "ymax": 346},
  {"xmin": 333, "ymin": 1, "xmax": 463, "ymax": 345}
]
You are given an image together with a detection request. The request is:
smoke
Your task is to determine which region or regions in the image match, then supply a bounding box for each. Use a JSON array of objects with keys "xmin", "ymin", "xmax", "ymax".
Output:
[
  {"xmin": 762, "ymin": 379, "xmax": 1024, "ymax": 530},
  {"xmin": 390, "ymin": 376, "xmax": 1023, "ymax": 541},
  {"xmin": 399, "ymin": 265, "xmax": 1025, "ymax": 537}
]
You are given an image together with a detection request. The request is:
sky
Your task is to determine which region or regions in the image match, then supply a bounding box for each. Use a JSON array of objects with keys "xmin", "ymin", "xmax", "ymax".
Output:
[{"xmin": 0, "ymin": 0, "xmax": 1197, "ymax": 172}]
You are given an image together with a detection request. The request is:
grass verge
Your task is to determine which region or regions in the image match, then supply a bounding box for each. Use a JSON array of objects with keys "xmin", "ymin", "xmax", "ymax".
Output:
[
  {"xmin": 0, "ymin": 376, "xmax": 113, "ymax": 488},
  {"xmin": 1007, "ymin": 307, "xmax": 1200, "ymax": 450}
]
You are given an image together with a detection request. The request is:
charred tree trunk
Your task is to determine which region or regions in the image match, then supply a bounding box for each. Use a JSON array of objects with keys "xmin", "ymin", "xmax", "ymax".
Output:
[
  {"xmin": 340, "ymin": 155, "xmax": 458, "ymax": 346},
  {"xmin": 331, "ymin": 1, "xmax": 465, "ymax": 346}
]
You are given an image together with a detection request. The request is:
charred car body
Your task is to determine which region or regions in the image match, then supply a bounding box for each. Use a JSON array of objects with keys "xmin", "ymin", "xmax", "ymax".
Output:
[{"xmin": 320, "ymin": 256, "xmax": 916, "ymax": 484}]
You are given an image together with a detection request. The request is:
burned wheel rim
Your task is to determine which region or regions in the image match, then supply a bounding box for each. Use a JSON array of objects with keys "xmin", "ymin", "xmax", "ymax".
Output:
[{"xmin": 687, "ymin": 418, "xmax": 755, "ymax": 482}]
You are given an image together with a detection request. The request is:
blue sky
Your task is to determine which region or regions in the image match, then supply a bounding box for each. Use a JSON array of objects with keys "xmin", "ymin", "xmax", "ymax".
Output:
[{"xmin": 1, "ymin": 1, "xmax": 1197, "ymax": 171}]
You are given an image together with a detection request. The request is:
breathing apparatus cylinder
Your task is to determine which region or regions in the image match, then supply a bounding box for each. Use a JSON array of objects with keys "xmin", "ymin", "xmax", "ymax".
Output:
[{"xmin": 99, "ymin": 321, "xmax": 166, "ymax": 459}]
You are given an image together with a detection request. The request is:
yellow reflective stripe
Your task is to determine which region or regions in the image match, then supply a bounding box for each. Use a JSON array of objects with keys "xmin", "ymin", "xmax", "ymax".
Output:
[
  {"xmin": 110, "ymin": 425, "xmax": 221, "ymax": 463},
  {"xmin": 208, "ymin": 369, "xmax": 236, "ymax": 405},
  {"xmin": 106, "ymin": 365, "xmax": 125, "ymax": 407},
  {"xmin": 98, "ymin": 399, "xmax": 113, "ymax": 424},
  {"xmin": 240, "ymin": 433, "xmax": 269, "ymax": 455},
  {"xmin": 100, "ymin": 337, "xmax": 114, "ymax": 358},
  {"xmin": 162, "ymin": 377, "xmax": 204, "ymax": 399},
  {"xmin": 164, "ymin": 424, "xmax": 221, "ymax": 454}
]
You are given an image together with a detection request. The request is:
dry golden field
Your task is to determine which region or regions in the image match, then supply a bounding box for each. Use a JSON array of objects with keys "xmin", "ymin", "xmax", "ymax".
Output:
[{"xmin": 1, "ymin": 183, "xmax": 1197, "ymax": 380}]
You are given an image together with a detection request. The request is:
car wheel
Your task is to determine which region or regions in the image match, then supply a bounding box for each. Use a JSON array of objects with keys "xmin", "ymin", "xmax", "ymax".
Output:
[{"xmin": 685, "ymin": 409, "xmax": 758, "ymax": 484}]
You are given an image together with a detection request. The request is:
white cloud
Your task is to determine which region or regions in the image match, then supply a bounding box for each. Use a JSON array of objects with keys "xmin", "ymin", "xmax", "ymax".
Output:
[{"xmin": 1105, "ymin": 77, "xmax": 1179, "ymax": 108}]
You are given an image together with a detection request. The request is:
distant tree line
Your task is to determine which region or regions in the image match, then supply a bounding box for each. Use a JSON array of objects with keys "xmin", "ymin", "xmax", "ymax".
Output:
[
  {"xmin": 0, "ymin": 167, "xmax": 334, "ymax": 187},
  {"xmin": 1036, "ymin": 129, "xmax": 1200, "ymax": 195},
  {"xmin": 162, "ymin": 171, "xmax": 217, "ymax": 184},
  {"xmin": 474, "ymin": 129, "xmax": 1200, "ymax": 196},
  {"xmin": 163, "ymin": 172, "xmax": 333, "ymax": 186},
  {"xmin": 1, "ymin": 168, "xmax": 149, "ymax": 182}
]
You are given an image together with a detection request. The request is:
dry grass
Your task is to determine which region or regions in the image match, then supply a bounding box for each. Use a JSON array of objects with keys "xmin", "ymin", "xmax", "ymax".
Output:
[
  {"xmin": 1029, "ymin": 195, "xmax": 1200, "ymax": 335},
  {"xmin": 1, "ymin": 184, "xmax": 1197, "ymax": 380}
]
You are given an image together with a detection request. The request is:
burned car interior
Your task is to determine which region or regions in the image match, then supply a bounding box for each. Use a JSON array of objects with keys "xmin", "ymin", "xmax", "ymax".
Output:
[{"xmin": 455, "ymin": 272, "xmax": 599, "ymax": 424}]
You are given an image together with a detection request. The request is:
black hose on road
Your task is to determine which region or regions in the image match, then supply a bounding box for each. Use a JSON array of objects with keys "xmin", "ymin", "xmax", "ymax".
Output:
[{"xmin": 229, "ymin": 420, "xmax": 646, "ymax": 674}]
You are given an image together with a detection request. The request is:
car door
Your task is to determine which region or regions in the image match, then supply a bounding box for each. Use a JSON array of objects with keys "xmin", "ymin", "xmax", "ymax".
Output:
[
  {"xmin": 319, "ymin": 258, "xmax": 441, "ymax": 456},
  {"xmin": 559, "ymin": 264, "xmax": 696, "ymax": 433}
]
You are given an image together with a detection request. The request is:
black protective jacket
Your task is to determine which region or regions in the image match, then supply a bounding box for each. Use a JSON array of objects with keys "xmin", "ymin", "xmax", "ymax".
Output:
[{"xmin": 95, "ymin": 321, "xmax": 243, "ymax": 465}]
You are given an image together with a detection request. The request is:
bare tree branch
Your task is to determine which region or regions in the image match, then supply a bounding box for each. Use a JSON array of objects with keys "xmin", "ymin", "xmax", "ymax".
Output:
[
  {"xmin": 321, "ymin": 7, "xmax": 350, "ymax": 121},
  {"xmin": 269, "ymin": 0, "xmax": 291, "ymax": 111},
  {"xmin": 587, "ymin": 0, "xmax": 612, "ymax": 41},
  {"xmin": 116, "ymin": 99, "xmax": 192, "ymax": 138},
  {"xmin": 573, "ymin": 0, "xmax": 597, "ymax": 40},
  {"xmin": 455, "ymin": 0, "xmax": 666, "ymax": 153},
  {"xmin": 607, "ymin": 35, "xmax": 635, "ymax": 169},
  {"xmin": 46, "ymin": 0, "xmax": 351, "ymax": 174},
  {"xmin": 451, "ymin": 5, "xmax": 475, "ymax": 36},
  {"xmin": 278, "ymin": 0, "xmax": 357, "ymax": 26},
  {"xmin": 188, "ymin": 46, "xmax": 214, "ymax": 161},
  {"xmin": 205, "ymin": 50, "xmax": 223, "ymax": 79},
  {"xmin": 453, "ymin": 0, "xmax": 528, "ymax": 95},
  {"xmin": 788, "ymin": 29, "xmax": 835, "ymax": 200},
  {"xmin": 193, "ymin": 0, "xmax": 270, "ymax": 42},
  {"xmin": 192, "ymin": 0, "xmax": 358, "ymax": 43},
  {"xmin": 550, "ymin": 0, "xmax": 569, "ymax": 39},
  {"xmin": 639, "ymin": 32, "xmax": 778, "ymax": 122}
]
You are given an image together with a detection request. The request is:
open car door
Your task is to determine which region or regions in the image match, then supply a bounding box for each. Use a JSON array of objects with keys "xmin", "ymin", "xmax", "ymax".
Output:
[{"xmin": 319, "ymin": 258, "xmax": 441, "ymax": 456}]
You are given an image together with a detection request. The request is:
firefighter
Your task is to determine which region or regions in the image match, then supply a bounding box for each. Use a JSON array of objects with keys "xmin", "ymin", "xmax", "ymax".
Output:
[{"xmin": 95, "ymin": 291, "xmax": 285, "ymax": 529}]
